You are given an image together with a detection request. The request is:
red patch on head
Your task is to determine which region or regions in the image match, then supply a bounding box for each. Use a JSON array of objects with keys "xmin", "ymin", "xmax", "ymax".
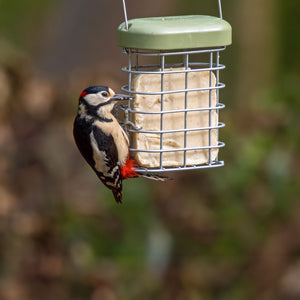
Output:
[
  {"xmin": 79, "ymin": 91, "xmax": 87, "ymax": 98},
  {"xmin": 121, "ymin": 158, "xmax": 140, "ymax": 179}
]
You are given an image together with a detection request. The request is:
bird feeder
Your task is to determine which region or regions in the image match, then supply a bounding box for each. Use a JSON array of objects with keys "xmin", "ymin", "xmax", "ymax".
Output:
[{"xmin": 117, "ymin": 0, "xmax": 232, "ymax": 173}]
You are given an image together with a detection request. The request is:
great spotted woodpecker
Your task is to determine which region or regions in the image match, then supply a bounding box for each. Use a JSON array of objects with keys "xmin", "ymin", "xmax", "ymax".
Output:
[{"xmin": 73, "ymin": 85, "xmax": 165, "ymax": 204}]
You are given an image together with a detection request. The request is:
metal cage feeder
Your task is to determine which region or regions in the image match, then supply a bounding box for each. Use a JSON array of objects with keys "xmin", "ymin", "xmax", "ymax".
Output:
[{"xmin": 117, "ymin": 0, "xmax": 232, "ymax": 173}]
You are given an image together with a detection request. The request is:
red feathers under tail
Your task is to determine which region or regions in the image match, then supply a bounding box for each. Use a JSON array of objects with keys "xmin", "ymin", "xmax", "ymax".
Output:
[
  {"xmin": 121, "ymin": 158, "xmax": 140, "ymax": 179},
  {"xmin": 121, "ymin": 158, "xmax": 168, "ymax": 181}
]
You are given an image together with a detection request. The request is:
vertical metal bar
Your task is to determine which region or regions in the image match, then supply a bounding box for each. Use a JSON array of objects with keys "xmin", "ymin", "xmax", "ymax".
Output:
[
  {"xmin": 208, "ymin": 52, "xmax": 213, "ymax": 164},
  {"xmin": 122, "ymin": 0, "xmax": 129, "ymax": 30},
  {"xmin": 216, "ymin": 51, "xmax": 220, "ymax": 162},
  {"xmin": 160, "ymin": 54, "xmax": 165, "ymax": 169},
  {"xmin": 135, "ymin": 50, "xmax": 139, "ymax": 71},
  {"xmin": 183, "ymin": 54, "xmax": 189, "ymax": 167},
  {"xmin": 128, "ymin": 51, "xmax": 132, "ymax": 93},
  {"xmin": 127, "ymin": 50, "xmax": 132, "ymax": 131},
  {"xmin": 218, "ymin": 0, "xmax": 223, "ymax": 19}
]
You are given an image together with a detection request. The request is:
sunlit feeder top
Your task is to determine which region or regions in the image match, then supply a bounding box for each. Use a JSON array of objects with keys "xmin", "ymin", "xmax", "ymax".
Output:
[{"xmin": 117, "ymin": 15, "xmax": 232, "ymax": 50}]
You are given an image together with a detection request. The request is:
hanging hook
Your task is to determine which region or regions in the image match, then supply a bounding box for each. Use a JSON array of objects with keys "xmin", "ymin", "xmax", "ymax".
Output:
[
  {"xmin": 122, "ymin": 0, "xmax": 223, "ymax": 24},
  {"xmin": 218, "ymin": 0, "xmax": 223, "ymax": 19},
  {"xmin": 122, "ymin": 0, "xmax": 129, "ymax": 30}
]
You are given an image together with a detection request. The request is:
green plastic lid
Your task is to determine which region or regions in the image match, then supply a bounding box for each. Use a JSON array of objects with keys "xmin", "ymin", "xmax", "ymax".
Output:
[{"xmin": 117, "ymin": 15, "xmax": 232, "ymax": 50}]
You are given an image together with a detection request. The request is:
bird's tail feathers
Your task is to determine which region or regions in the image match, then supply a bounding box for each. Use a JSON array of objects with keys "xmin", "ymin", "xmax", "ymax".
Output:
[{"xmin": 112, "ymin": 189, "xmax": 122, "ymax": 204}]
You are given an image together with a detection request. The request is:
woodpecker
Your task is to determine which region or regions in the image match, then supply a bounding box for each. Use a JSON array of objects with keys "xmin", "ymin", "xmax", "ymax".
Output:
[{"xmin": 73, "ymin": 85, "xmax": 165, "ymax": 204}]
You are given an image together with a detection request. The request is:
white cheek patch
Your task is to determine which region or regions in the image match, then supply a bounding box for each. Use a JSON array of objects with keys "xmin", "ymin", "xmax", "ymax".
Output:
[
  {"xmin": 84, "ymin": 93, "xmax": 108, "ymax": 106},
  {"xmin": 84, "ymin": 94, "xmax": 100, "ymax": 106}
]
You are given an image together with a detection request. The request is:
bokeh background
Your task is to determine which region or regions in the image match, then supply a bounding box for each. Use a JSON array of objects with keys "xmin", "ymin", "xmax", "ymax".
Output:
[{"xmin": 0, "ymin": 0, "xmax": 300, "ymax": 299}]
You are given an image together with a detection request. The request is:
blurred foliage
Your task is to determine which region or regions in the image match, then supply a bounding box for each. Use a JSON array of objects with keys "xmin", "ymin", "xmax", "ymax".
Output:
[
  {"xmin": 0, "ymin": 0, "xmax": 300, "ymax": 300},
  {"xmin": 0, "ymin": 0, "xmax": 54, "ymax": 50}
]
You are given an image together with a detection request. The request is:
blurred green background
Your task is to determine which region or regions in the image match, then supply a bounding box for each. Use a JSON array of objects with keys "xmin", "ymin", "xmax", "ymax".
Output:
[{"xmin": 0, "ymin": 0, "xmax": 300, "ymax": 299}]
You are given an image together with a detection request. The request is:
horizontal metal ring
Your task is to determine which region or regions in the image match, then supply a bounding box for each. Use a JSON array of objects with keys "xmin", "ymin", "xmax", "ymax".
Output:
[
  {"xmin": 122, "ymin": 64, "xmax": 226, "ymax": 75},
  {"xmin": 128, "ymin": 122, "xmax": 225, "ymax": 134},
  {"xmin": 121, "ymin": 83, "xmax": 226, "ymax": 95},
  {"xmin": 122, "ymin": 103, "xmax": 225, "ymax": 115},
  {"xmin": 132, "ymin": 161, "xmax": 224, "ymax": 173},
  {"xmin": 129, "ymin": 141, "xmax": 225, "ymax": 153},
  {"xmin": 127, "ymin": 62, "xmax": 224, "ymax": 68},
  {"xmin": 126, "ymin": 47, "xmax": 226, "ymax": 56}
]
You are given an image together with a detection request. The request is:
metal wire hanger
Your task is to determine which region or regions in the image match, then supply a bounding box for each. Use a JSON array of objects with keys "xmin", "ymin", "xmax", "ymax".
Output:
[{"xmin": 121, "ymin": 0, "xmax": 224, "ymax": 30}]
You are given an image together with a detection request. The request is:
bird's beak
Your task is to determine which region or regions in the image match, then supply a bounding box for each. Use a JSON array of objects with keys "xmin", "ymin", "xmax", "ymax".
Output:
[{"xmin": 111, "ymin": 94, "xmax": 135, "ymax": 101}]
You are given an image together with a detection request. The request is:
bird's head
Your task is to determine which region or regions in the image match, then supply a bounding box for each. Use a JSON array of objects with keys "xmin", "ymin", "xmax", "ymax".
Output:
[{"xmin": 78, "ymin": 85, "xmax": 134, "ymax": 117}]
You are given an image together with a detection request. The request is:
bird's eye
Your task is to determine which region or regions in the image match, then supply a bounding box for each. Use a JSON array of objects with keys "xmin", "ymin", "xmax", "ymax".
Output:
[{"xmin": 101, "ymin": 91, "xmax": 109, "ymax": 98}]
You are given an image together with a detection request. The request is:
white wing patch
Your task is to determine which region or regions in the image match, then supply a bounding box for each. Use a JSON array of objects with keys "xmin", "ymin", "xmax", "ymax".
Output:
[
  {"xmin": 90, "ymin": 131, "xmax": 109, "ymax": 174},
  {"xmin": 90, "ymin": 131, "xmax": 120, "ymax": 179}
]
